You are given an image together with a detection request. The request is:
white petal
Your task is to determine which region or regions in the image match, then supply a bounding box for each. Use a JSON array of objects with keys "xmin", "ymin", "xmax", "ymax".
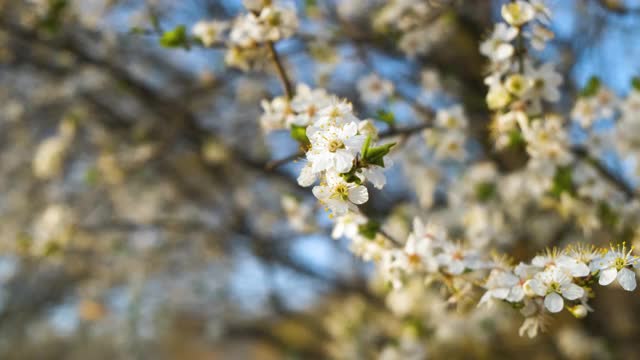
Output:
[
  {"xmin": 544, "ymin": 292, "xmax": 564, "ymax": 313},
  {"xmin": 599, "ymin": 267, "xmax": 617, "ymax": 286},
  {"xmin": 492, "ymin": 288, "xmax": 510, "ymax": 300},
  {"xmin": 507, "ymin": 286, "xmax": 525, "ymax": 302},
  {"xmin": 557, "ymin": 256, "xmax": 590, "ymax": 277},
  {"xmin": 447, "ymin": 260, "xmax": 465, "ymax": 275},
  {"xmin": 347, "ymin": 186, "xmax": 369, "ymax": 205},
  {"xmin": 531, "ymin": 256, "xmax": 547, "ymax": 268},
  {"xmin": 340, "ymin": 121, "xmax": 358, "ymax": 137},
  {"xmin": 333, "ymin": 151, "xmax": 354, "ymax": 173},
  {"xmin": 327, "ymin": 199, "xmax": 349, "ymax": 215},
  {"xmin": 525, "ymin": 279, "xmax": 546, "ymax": 296},
  {"xmin": 494, "ymin": 43, "xmax": 514, "ymax": 61},
  {"xmin": 561, "ymin": 283, "xmax": 584, "ymax": 300},
  {"xmin": 311, "ymin": 185, "xmax": 330, "ymax": 201},
  {"xmin": 297, "ymin": 164, "xmax": 317, "ymax": 187},
  {"xmin": 343, "ymin": 135, "xmax": 365, "ymax": 150},
  {"xmin": 363, "ymin": 167, "xmax": 386, "ymax": 189},
  {"xmin": 478, "ymin": 291, "xmax": 493, "ymax": 307},
  {"xmin": 617, "ymin": 267, "xmax": 637, "ymax": 291},
  {"xmin": 311, "ymin": 155, "xmax": 331, "ymax": 173}
]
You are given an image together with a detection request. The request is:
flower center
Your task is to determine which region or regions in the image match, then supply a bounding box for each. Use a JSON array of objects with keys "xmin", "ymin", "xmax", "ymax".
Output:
[
  {"xmin": 408, "ymin": 253, "xmax": 421, "ymax": 266},
  {"xmin": 334, "ymin": 184, "xmax": 349, "ymax": 200},
  {"xmin": 267, "ymin": 13, "xmax": 281, "ymax": 27},
  {"xmin": 614, "ymin": 257, "xmax": 626, "ymax": 270},
  {"xmin": 549, "ymin": 281, "xmax": 561, "ymax": 293},
  {"xmin": 534, "ymin": 78, "xmax": 545, "ymax": 90},
  {"xmin": 328, "ymin": 139, "xmax": 344, "ymax": 152},
  {"xmin": 446, "ymin": 116, "xmax": 459, "ymax": 128}
]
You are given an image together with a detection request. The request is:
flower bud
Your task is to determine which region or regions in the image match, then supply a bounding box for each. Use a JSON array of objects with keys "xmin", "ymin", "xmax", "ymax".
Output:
[
  {"xmin": 486, "ymin": 85, "xmax": 512, "ymax": 110},
  {"xmin": 569, "ymin": 305, "xmax": 588, "ymax": 319},
  {"xmin": 501, "ymin": 1, "xmax": 535, "ymax": 27}
]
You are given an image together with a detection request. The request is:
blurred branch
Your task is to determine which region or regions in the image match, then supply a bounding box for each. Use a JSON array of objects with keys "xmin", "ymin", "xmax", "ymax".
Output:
[
  {"xmin": 267, "ymin": 41, "xmax": 294, "ymax": 99},
  {"xmin": 572, "ymin": 146, "xmax": 637, "ymax": 199}
]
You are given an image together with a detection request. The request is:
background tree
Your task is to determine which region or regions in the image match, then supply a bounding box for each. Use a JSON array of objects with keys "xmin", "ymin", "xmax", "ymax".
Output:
[{"xmin": 1, "ymin": 0, "xmax": 640, "ymax": 358}]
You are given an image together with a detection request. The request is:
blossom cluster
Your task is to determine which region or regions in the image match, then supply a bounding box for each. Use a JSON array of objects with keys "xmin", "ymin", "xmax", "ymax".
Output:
[
  {"xmin": 225, "ymin": 0, "xmax": 640, "ymax": 343},
  {"xmin": 191, "ymin": 0, "xmax": 298, "ymax": 70},
  {"xmin": 481, "ymin": 0, "xmax": 564, "ymax": 155},
  {"xmin": 478, "ymin": 0, "xmax": 640, "ymax": 235},
  {"xmin": 372, "ymin": 1, "xmax": 452, "ymax": 58},
  {"xmin": 423, "ymin": 105, "xmax": 468, "ymax": 161},
  {"xmin": 260, "ymin": 83, "xmax": 394, "ymax": 216},
  {"xmin": 333, "ymin": 215, "xmax": 640, "ymax": 338}
]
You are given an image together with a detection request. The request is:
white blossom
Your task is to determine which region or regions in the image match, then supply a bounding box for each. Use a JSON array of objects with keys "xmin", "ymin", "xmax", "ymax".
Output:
[
  {"xmin": 480, "ymin": 23, "xmax": 518, "ymax": 62},
  {"xmin": 501, "ymin": 1, "xmax": 535, "ymax": 27},
  {"xmin": 312, "ymin": 171, "xmax": 369, "ymax": 215},
  {"xmin": 593, "ymin": 245, "xmax": 639, "ymax": 291},
  {"xmin": 525, "ymin": 267, "xmax": 585, "ymax": 313},
  {"xmin": 192, "ymin": 20, "xmax": 228, "ymax": 47},
  {"xmin": 357, "ymin": 73, "xmax": 394, "ymax": 105}
]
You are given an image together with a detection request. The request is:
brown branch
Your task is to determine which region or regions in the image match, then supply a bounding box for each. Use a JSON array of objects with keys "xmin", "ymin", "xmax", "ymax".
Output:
[
  {"xmin": 267, "ymin": 41, "xmax": 294, "ymax": 99},
  {"xmin": 572, "ymin": 146, "xmax": 636, "ymax": 199},
  {"xmin": 265, "ymin": 151, "xmax": 305, "ymax": 171}
]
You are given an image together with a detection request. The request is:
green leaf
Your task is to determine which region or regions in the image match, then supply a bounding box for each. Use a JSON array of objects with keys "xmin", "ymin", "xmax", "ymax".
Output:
[
  {"xmin": 376, "ymin": 109, "xmax": 395, "ymax": 126},
  {"xmin": 160, "ymin": 25, "xmax": 189, "ymax": 49},
  {"xmin": 341, "ymin": 172, "xmax": 362, "ymax": 184},
  {"xmin": 632, "ymin": 77, "xmax": 640, "ymax": 91},
  {"xmin": 550, "ymin": 166, "xmax": 574, "ymax": 197},
  {"xmin": 290, "ymin": 124, "xmax": 310, "ymax": 145},
  {"xmin": 358, "ymin": 220, "xmax": 380, "ymax": 240},
  {"xmin": 363, "ymin": 142, "xmax": 395, "ymax": 167},
  {"xmin": 580, "ymin": 76, "xmax": 601, "ymax": 97},
  {"xmin": 508, "ymin": 129, "xmax": 525, "ymax": 148},
  {"xmin": 361, "ymin": 135, "xmax": 372, "ymax": 158},
  {"xmin": 475, "ymin": 182, "xmax": 496, "ymax": 202}
]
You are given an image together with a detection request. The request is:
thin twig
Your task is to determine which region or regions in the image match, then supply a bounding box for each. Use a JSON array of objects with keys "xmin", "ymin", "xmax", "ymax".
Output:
[
  {"xmin": 380, "ymin": 122, "xmax": 432, "ymax": 138},
  {"xmin": 377, "ymin": 228, "xmax": 403, "ymax": 247},
  {"xmin": 267, "ymin": 41, "xmax": 294, "ymax": 99},
  {"xmin": 265, "ymin": 151, "xmax": 305, "ymax": 170},
  {"xmin": 572, "ymin": 146, "xmax": 636, "ymax": 199}
]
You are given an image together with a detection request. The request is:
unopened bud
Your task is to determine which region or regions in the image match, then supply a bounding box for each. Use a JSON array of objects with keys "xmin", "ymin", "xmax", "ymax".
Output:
[{"xmin": 569, "ymin": 304, "xmax": 588, "ymax": 319}]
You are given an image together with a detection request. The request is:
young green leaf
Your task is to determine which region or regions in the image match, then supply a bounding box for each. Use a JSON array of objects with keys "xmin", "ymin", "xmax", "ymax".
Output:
[
  {"xmin": 363, "ymin": 142, "xmax": 396, "ymax": 167},
  {"xmin": 632, "ymin": 77, "xmax": 640, "ymax": 91},
  {"xmin": 376, "ymin": 109, "xmax": 396, "ymax": 126},
  {"xmin": 580, "ymin": 76, "xmax": 601, "ymax": 97},
  {"xmin": 160, "ymin": 25, "xmax": 189, "ymax": 49},
  {"xmin": 358, "ymin": 220, "xmax": 381, "ymax": 240},
  {"xmin": 290, "ymin": 124, "xmax": 310, "ymax": 145}
]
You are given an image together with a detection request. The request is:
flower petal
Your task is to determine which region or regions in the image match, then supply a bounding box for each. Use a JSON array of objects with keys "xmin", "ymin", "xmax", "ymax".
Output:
[
  {"xmin": 507, "ymin": 286, "xmax": 525, "ymax": 302},
  {"xmin": 617, "ymin": 267, "xmax": 637, "ymax": 291},
  {"xmin": 347, "ymin": 185, "xmax": 369, "ymax": 205},
  {"xmin": 525, "ymin": 279, "xmax": 546, "ymax": 296},
  {"xmin": 599, "ymin": 267, "xmax": 617, "ymax": 286},
  {"xmin": 557, "ymin": 256, "xmax": 589, "ymax": 277},
  {"xmin": 544, "ymin": 292, "xmax": 564, "ymax": 313},
  {"xmin": 334, "ymin": 151, "xmax": 354, "ymax": 173},
  {"xmin": 447, "ymin": 260, "xmax": 465, "ymax": 275},
  {"xmin": 561, "ymin": 283, "xmax": 584, "ymax": 300},
  {"xmin": 492, "ymin": 288, "xmax": 510, "ymax": 300},
  {"xmin": 297, "ymin": 164, "xmax": 317, "ymax": 187}
]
